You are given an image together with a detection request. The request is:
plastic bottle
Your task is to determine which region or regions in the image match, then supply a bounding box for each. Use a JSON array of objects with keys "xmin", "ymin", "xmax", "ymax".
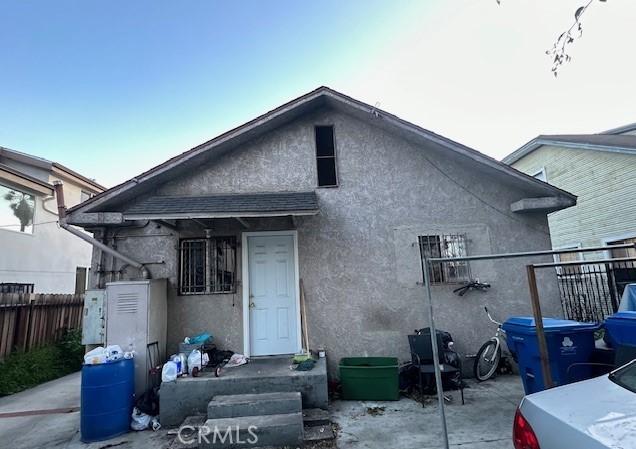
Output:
[
  {"xmin": 188, "ymin": 350, "xmax": 202, "ymax": 375},
  {"xmin": 171, "ymin": 355, "xmax": 182, "ymax": 375},
  {"xmin": 161, "ymin": 361, "xmax": 178, "ymax": 382}
]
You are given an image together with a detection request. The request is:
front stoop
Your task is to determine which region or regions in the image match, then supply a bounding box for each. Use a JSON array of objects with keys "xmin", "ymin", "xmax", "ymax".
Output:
[
  {"xmin": 160, "ymin": 357, "xmax": 328, "ymax": 427},
  {"xmin": 208, "ymin": 392, "xmax": 302, "ymax": 419},
  {"xmin": 200, "ymin": 413, "xmax": 304, "ymax": 449},
  {"xmin": 170, "ymin": 400, "xmax": 335, "ymax": 449}
]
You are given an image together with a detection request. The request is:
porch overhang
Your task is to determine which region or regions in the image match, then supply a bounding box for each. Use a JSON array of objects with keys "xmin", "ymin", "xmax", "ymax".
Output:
[
  {"xmin": 122, "ymin": 191, "xmax": 319, "ymax": 221},
  {"xmin": 65, "ymin": 192, "xmax": 319, "ymax": 226}
]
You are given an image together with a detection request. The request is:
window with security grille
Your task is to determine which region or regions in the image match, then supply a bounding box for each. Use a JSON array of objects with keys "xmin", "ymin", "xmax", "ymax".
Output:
[
  {"xmin": 0, "ymin": 283, "xmax": 34, "ymax": 293},
  {"xmin": 419, "ymin": 234, "xmax": 470, "ymax": 284},
  {"xmin": 179, "ymin": 237, "xmax": 237, "ymax": 295}
]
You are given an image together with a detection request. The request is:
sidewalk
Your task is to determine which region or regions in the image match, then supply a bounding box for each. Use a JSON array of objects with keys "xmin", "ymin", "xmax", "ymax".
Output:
[{"xmin": 0, "ymin": 372, "xmax": 81, "ymax": 449}]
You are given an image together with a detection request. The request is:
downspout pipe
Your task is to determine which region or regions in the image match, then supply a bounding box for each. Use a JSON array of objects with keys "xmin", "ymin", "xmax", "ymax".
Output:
[{"xmin": 53, "ymin": 182, "xmax": 150, "ymax": 279}]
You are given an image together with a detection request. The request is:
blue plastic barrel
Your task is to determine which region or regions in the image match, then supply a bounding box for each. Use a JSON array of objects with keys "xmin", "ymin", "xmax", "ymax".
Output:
[
  {"xmin": 503, "ymin": 317, "xmax": 599, "ymax": 395},
  {"xmin": 81, "ymin": 358, "xmax": 135, "ymax": 442},
  {"xmin": 605, "ymin": 311, "xmax": 636, "ymax": 348}
]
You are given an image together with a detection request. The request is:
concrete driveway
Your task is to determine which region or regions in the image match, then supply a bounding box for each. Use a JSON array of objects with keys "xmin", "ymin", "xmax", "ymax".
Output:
[
  {"xmin": 0, "ymin": 371, "xmax": 523, "ymax": 449},
  {"xmin": 0, "ymin": 372, "xmax": 81, "ymax": 449},
  {"xmin": 331, "ymin": 375, "xmax": 523, "ymax": 449}
]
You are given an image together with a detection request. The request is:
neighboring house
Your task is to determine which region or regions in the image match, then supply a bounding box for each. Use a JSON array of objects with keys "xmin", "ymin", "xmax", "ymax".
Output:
[
  {"xmin": 65, "ymin": 87, "xmax": 575, "ymax": 372},
  {"xmin": 0, "ymin": 147, "xmax": 105, "ymax": 293},
  {"xmin": 503, "ymin": 126, "xmax": 636, "ymax": 320},
  {"xmin": 503, "ymin": 128, "xmax": 636, "ymax": 258}
]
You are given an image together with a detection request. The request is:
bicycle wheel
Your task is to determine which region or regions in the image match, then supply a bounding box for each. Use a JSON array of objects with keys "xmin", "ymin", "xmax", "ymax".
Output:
[{"xmin": 473, "ymin": 340, "xmax": 501, "ymax": 381}]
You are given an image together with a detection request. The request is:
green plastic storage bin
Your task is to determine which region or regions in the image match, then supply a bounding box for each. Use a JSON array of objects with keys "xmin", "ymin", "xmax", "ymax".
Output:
[{"xmin": 339, "ymin": 357, "xmax": 399, "ymax": 401}]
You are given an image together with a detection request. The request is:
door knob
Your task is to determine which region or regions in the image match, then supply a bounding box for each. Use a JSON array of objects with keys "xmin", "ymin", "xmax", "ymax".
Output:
[{"xmin": 249, "ymin": 302, "xmax": 256, "ymax": 308}]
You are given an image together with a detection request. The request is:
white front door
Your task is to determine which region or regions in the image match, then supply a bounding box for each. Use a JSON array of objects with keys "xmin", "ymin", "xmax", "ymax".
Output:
[{"xmin": 247, "ymin": 233, "xmax": 299, "ymax": 356}]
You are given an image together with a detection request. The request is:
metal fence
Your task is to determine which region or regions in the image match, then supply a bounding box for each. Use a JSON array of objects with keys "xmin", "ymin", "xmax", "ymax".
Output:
[
  {"xmin": 557, "ymin": 261, "xmax": 636, "ymax": 322},
  {"xmin": 0, "ymin": 293, "xmax": 84, "ymax": 359}
]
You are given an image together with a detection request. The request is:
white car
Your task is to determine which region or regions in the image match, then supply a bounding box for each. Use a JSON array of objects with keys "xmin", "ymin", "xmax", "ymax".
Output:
[{"xmin": 514, "ymin": 361, "xmax": 636, "ymax": 449}]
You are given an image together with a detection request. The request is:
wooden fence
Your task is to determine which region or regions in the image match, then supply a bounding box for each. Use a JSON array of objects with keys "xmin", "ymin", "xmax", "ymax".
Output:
[{"xmin": 0, "ymin": 293, "xmax": 84, "ymax": 359}]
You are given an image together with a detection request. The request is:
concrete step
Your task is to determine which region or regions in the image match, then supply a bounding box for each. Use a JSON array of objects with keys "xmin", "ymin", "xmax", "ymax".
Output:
[
  {"xmin": 207, "ymin": 391, "xmax": 301, "ymax": 419},
  {"xmin": 199, "ymin": 413, "xmax": 303, "ymax": 449},
  {"xmin": 170, "ymin": 416, "xmax": 206, "ymax": 449},
  {"xmin": 304, "ymin": 423, "xmax": 336, "ymax": 443},
  {"xmin": 302, "ymin": 408, "xmax": 330, "ymax": 427}
]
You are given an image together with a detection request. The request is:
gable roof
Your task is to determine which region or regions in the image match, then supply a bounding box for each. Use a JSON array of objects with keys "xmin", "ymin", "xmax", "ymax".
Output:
[
  {"xmin": 502, "ymin": 133, "xmax": 636, "ymax": 165},
  {"xmin": 0, "ymin": 146, "xmax": 106, "ymax": 192},
  {"xmin": 601, "ymin": 123, "xmax": 636, "ymax": 135},
  {"xmin": 68, "ymin": 86, "xmax": 575, "ymax": 216}
]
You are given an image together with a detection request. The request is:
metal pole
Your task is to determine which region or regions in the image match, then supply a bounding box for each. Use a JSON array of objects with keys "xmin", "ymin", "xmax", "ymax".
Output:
[
  {"xmin": 526, "ymin": 265, "xmax": 554, "ymax": 388},
  {"xmin": 427, "ymin": 243, "xmax": 636, "ymax": 263},
  {"xmin": 422, "ymin": 255, "xmax": 450, "ymax": 449}
]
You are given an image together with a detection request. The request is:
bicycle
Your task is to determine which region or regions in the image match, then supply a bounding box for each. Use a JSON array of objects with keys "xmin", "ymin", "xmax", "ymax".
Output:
[{"xmin": 473, "ymin": 306, "xmax": 513, "ymax": 381}]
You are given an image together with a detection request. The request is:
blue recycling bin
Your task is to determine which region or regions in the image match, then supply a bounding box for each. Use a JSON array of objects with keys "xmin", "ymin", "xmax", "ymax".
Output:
[
  {"xmin": 81, "ymin": 358, "xmax": 135, "ymax": 442},
  {"xmin": 503, "ymin": 317, "xmax": 599, "ymax": 395},
  {"xmin": 605, "ymin": 311, "xmax": 636, "ymax": 348}
]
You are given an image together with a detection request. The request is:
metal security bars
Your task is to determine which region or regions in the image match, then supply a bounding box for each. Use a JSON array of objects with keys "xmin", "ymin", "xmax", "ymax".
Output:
[
  {"xmin": 0, "ymin": 283, "xmax": 34, "ymax": 294},
  {"xmin": 419, "ymin": 234, "xmax": 470, "ymax": 284},
  {"xmin": 557, "ymin": 260, "xmax": 636, "ymax": 322},
  {"xmin": 179, "ymin": 237, "xmax": 237, "ymax": 295}
]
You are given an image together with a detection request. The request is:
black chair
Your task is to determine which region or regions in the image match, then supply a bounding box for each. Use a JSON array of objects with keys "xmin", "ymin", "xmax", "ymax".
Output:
[
  {"xmin": 567, "ymin": 343, "xmax": 636, "ymax": 381},
  {"xmin": 408, "ymin": 333, "xmax": 465, "ymax": 405}
]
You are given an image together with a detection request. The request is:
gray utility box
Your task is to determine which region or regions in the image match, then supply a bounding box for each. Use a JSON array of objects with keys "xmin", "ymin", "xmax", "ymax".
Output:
[
  {"xmin": 105, "ymin": 279, "xmax": 167, "ymax": 397},
  {"xmin": 82, "ymin": 290, "xmax": 106, "ymax": 345}
]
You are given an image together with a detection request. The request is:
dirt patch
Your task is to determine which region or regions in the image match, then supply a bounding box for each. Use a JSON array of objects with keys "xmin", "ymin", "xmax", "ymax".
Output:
[{"xmin": 365, "ymin": 406, "xmax": 385, "ymax": 416}]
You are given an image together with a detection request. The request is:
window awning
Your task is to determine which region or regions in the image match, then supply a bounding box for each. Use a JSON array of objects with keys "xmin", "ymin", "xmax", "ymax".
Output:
[{"xmin": 122, "ymin": 191, "xmax": 319, "ymax": 220}]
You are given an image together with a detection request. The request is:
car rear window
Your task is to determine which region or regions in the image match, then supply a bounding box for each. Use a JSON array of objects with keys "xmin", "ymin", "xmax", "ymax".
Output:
[{"xmin": 609, "ymin": 360, "xmax": 636, "ymax": 393}]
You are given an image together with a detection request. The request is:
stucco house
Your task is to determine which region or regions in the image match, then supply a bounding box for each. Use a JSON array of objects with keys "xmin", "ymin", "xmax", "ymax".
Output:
[
  {"xmin": 0, "ymin": 146, "xmax": 105, "ymax": 293},
  {"xmin": 64, "ymin": 87, "xmax": 576, "ymax": 372},
  {"xmin": 503, "ymin": 125, "xmax": 636, "ymax": 320}
]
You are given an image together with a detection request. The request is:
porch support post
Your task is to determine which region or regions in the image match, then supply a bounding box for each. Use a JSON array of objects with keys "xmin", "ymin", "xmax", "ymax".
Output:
[{"xmin": 526, "ymin": 264, "xmax": 554, "ymax": 389}]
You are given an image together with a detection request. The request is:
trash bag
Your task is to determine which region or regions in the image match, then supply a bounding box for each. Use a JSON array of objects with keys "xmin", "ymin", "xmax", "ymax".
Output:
[
  {"xmin": 206, "ymin": 349, "xmax": 234, "ymax": 367},
  {"xmin": 225, "ymin": 353, "xmax": 248, "ymax": 368},
  {"xmin": 185, "ymin": 333, "xmax": 213, "ymax": 345},
  {"xmin": 131, "ymin": 407, "xmax": 152, "ymax": 431}
]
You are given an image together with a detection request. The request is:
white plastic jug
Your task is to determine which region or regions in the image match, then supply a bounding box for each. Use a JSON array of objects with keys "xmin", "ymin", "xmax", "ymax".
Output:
[
  {"xmin": 161, "ymin": 361, "xmax": 178, "ymax": 382},
  {"xmin": 187, "ymin": 350, "xmax": 202, "ymax": 374}
]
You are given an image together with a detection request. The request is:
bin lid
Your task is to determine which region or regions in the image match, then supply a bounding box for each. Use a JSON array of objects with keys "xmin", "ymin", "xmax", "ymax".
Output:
[
  {"xmin": 606, "ymin": 311, "xmax": 636, "ymax": 322},
  {"xmin": 503, "ymin": 316, "xmax": 600, "ymax": 335}
]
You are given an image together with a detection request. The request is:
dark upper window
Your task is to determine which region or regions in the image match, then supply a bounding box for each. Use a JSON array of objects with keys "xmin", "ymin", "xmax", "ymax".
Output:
[
  {"xmin": 315, "ymin": 126, "xmax": 338, "ymax": 187},
  {"xmin": 179, "ymin": 237, "xmax": 237, "ymax": 295}
]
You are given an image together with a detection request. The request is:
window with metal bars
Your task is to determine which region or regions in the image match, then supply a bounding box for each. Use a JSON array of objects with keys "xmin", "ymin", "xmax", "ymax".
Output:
[
  {"xmin": 0, "ymin": 283, "xmax": 34, "ymax": 293},
  {"xmin": 179, "ymin": 237, "xmax": 237, "ymax": 295},
  {"xmin": 419, "ymin": 234, "xmax": 471, "ymax": 284}
]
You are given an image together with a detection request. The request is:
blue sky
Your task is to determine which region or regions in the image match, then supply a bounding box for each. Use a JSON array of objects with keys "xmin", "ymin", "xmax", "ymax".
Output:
[{"xmin": 1, "ymin": 1, "xmax": 634, "ymax": 187}]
